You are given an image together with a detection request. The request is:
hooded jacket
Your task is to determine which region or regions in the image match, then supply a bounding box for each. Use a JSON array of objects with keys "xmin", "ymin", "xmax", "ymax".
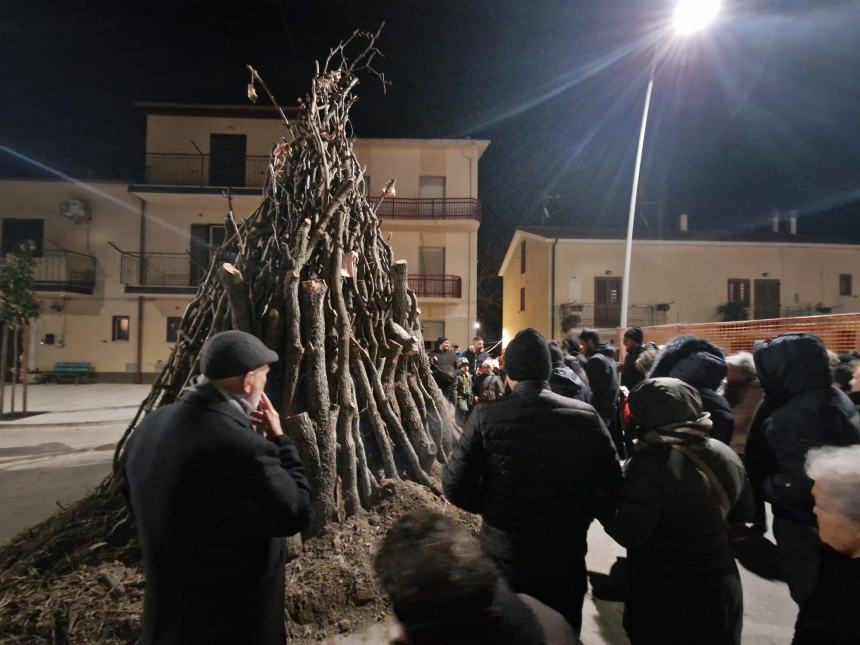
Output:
[
  {"xmin": 549, "ymin": 360, "xmax": 592, "ymax": 403},
  {"xmin": 648, "ymin": 336, "xmax": 734, "ymax": 445},
  {"xmin": 585, "ymin": 343, "xmax": 622, "ymax": 454},
  {"xmin": 597, "ymin": 378, "xmax": 753, "ymax": 645},
  {"xmin": 621, "ymin": 342, "xmax": 658, "ymax": 389},
  {"xmin": 745, "ymin": 334, "xmax": 860, "ymax": 526},
  {"xmin": 123, "ymin": 381, "xmax": 311, "ymax": 645}
]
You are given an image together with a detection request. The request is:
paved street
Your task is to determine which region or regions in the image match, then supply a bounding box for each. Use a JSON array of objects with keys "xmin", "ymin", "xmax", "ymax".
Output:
[{"xmin": 0, "ymin": 385, "xmax": 797, "ymax": 643}]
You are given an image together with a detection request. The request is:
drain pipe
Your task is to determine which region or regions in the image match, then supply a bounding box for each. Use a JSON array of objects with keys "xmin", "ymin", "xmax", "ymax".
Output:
[{"xmin": 550, "ymin": 238, "xmax": 559, "ymax": 339}]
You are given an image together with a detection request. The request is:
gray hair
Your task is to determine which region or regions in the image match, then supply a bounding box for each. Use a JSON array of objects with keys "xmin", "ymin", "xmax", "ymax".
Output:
[
  {"xmin": 806, "ymin": 445, "xmax": 860, "ymax": 523},
  {"xmin": 726, "ymin": 352, "xmax": 757, "ymax": 381}
]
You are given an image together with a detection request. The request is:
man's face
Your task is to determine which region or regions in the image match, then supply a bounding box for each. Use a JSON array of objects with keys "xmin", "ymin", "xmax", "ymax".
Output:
[
  {"xmin": 813, "ymin": 481, "xmax": 860, "ymax": 556},
  {"xmin": 242, "ymin": 364, "xmax": 270, "ymax": 409},
  {"xmin": 474, "ymin": 339, "xmax": 484, "ymax": 352},
  {"xmin": 440, "ymin": 340, "xmax": 451, "ymax": 352},
  {"xmin": 582, "ymin": 339, "xmax": 596, "ymax": 355},
  {"xmin": 850, "ymin": 366, "xmax": 860, "ymax": 393},
  {"xmin": 623, "ymin": 337, "xmax": 639, "ymax": 351}
]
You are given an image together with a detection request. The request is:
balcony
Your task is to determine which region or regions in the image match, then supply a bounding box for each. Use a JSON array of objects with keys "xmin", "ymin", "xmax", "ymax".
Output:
[
  {"xmin": 373, "ymin": 198, "xmax": 481, "ymax": 221},
  {"xmin": 120, "ymin": 252, "xmax": 198, "ymax": 294},
  {"xmin": 143, "ymin": 153, "xmax": 269, "ymax": 188},
  {"xmin": 408, "ymin": 274, "xmax": 462, "ymax": 299},
  {"xmin": 33, "ymin": 250, "xmax": 96, "ymax": 294},
  {"xmin": 559, "ymin": 303, "xmax": 668, "ymax": 330}
]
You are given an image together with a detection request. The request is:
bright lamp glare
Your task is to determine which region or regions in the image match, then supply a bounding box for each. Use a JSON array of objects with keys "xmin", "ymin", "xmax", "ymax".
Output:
[{"xmin": 673, "ymin": 0, "xmax": 721, "ymax": 35}]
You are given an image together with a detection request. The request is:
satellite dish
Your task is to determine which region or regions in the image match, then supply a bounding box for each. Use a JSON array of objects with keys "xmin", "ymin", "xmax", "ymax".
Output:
[{"xmin": 59, "ymin": 199, "xmax": 90, "ymax": 223}]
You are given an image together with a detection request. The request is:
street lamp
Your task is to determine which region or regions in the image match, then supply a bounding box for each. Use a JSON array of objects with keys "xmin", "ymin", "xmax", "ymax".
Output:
[{"xmin": 619, "ymin": 0, "xmax": 721, "ymax": 329}]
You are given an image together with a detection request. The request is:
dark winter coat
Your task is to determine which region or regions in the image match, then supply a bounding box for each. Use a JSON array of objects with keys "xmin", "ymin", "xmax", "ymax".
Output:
[
  {"xmin": 620, "ymin": 342, "xmax": 657, "ymax": 389},
  {"xmin": 462, "ymin": 349, "xmax": 490, "ymax": 376},
  {"xmin": 585, "ymin": 343, "xmax": 623, "ymax": 454},
  {"xmin": 598, "ymin": 379, "xmax": 754, "ymax": 645},
  {"xmin": 476, "ymin": 372, "xmax": 506, "ymax": 402},
  {"xmin": 443, "ymin": 381, "xmax": 621, "ymax": 571},
  {"xmin": 648, "ymin": 336, "xmax": 734, "ymax": 445},
  {"xmin": 745, "ymin": 334, "xmax": 860, "ymax": 526},
  {"xmin": 793, "ymin": 545, "xmax": 860, "ymax": 644},
  {"xmin": 123, "ymin": 382, "xmax": 311, "ymax": 645},
  {"xmin": 549, "ymin": 360, "xmax": 592, "ymax": 403}
]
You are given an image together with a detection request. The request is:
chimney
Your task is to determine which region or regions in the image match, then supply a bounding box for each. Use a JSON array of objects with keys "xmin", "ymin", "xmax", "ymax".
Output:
[
  {"xmin": 679, "ymin": 213, "xmax": 689, "ymax": 232},
  {"xmin": 789, "ymin": 209, "xmax": 798, "ymax": 235},
  {"xmin": 771, "ymin": 209, "xmax": 780, "ymax": 233}
]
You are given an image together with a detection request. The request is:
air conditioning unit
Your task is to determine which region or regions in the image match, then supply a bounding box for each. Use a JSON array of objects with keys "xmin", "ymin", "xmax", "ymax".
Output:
[{"xmin": 59, "ymin": 199, "xmax": 91, "ymax": 223}]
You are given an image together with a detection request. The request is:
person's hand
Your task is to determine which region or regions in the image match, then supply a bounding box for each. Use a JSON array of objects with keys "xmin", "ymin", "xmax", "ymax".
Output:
[{"xmin": 251, "ymin": 392, "xmax": 284, "ymax": 440}]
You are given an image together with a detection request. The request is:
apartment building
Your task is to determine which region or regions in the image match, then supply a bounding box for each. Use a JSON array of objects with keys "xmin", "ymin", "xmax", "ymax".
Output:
[
  {"xmin": 0, "ymin": 103, "xmax": 488, "ymax": 381},
  {"xmin": 499, "ymin": 224, "xmax": 860, "ymax": 344}
]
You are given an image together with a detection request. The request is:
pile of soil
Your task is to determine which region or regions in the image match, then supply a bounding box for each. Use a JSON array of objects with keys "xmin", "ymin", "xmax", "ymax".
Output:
[{"xmin": 0, "ymin": 478, "xmax": 478, "ymax": 644}]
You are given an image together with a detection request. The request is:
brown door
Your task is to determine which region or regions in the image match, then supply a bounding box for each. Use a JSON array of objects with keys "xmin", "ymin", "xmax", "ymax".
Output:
[
  {"xmin": 754, "ymin": 279, "xmax": 781, "ymax": 319},
  {"xmin": 595, "ymin": 277, "xmax": 622, "ymax": 327}
]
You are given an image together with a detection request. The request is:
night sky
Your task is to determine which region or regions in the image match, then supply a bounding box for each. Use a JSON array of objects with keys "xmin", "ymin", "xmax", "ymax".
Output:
[{"xmin": 2, "ymin": 0, "xmax": 860, "ymax": 332}]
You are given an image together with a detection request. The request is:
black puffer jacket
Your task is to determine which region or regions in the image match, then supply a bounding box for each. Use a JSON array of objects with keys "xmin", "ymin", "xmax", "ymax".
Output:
[
  {"xmin": 585, "ymin": 343, "xmax": 622, "ymax": 454},
  {"xmin": 649, "ymin": 336, "xmax": 734, "ymax": 445},
  {"xmin": 443, "ymin": 381, "xmax": 621, "ymax": 569},
  {"xmin": 621, "ymin": 342, "xmax": 658, "ymax": 389},
  {"xmin": 746, "ymin": 334, "xmax": 860, "ymax": 526}
]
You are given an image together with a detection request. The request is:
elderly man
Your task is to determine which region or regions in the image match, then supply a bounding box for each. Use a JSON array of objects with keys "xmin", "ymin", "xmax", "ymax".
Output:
[
  {"xmin": 123, "ymin": 330, "xmax": 311, "ymax": 645},
  {"xmin": 444, "ymin": 328, "xmax": 621, "ymax": 634},
  {"xmin": 793, "ymin": 445, "xmax": 860, "ymax": 644}
]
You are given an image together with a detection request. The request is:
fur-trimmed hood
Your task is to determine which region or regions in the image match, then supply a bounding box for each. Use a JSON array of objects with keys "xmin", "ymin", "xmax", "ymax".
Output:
[{"xmin": 648, "ymin": 335, "xmax": 727, "ymax": 392}]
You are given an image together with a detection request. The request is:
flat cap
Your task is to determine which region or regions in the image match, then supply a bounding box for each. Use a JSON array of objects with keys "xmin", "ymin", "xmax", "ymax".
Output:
[{"xmin": 200, "ymin": 330, "xmax": 279, "ymax": 379}]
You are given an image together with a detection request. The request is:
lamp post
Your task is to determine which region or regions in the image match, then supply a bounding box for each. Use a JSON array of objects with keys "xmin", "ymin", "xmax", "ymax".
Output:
[{"xmin": 619, "ymin": 0, "xmax": 721, "ymax": 329}]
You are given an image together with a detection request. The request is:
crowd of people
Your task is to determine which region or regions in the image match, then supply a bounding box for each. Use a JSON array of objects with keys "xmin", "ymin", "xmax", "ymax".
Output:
[
  {"xmin": 119, "ymin": 326, "xmax": 860, "ymax": 644},
  {"xmin": 402, "ymin": 326, "xmax": 860, "ymax": 644}
]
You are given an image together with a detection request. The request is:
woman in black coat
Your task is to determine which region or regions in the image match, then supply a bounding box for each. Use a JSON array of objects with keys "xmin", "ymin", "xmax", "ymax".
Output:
[
  {"xmin": 597, "ymin": 378, "xmax": 754, "ymax": 645},
  {"xmin": 648, "ymin": 335, "xmax": 735, "ymax": 445}
]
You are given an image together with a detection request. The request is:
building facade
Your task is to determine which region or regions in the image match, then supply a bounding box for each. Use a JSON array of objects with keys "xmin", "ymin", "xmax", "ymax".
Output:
[
  {"xmin": 0, "ymin": 103, "xmax": 488, "ymax": 381},
  {"xmin": 499, "ymin": 226, "xmax": 860, "ymax": 345}
]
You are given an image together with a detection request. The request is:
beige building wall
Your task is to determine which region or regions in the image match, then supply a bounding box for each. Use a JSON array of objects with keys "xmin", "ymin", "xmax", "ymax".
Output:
[{"xmin": 501, "ymin": 231, "xmax": 860, "ymax": 343}]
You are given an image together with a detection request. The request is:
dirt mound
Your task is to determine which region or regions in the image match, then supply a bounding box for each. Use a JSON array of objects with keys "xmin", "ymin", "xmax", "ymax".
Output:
[{"xmin": 0, "ymin": 478, "xmax": 477, "ymax": 644}]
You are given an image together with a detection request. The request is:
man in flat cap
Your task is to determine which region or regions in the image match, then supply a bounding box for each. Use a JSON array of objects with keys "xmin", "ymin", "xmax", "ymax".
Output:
[{"xmin": 123, "ymin": 330, "xmax": 311, "ymax": 645}]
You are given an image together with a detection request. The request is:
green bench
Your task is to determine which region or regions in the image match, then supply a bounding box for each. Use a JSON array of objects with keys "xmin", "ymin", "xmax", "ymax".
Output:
[{"xmin": 46, "ymin": 362, "xmax": 95, "ymax": 384}]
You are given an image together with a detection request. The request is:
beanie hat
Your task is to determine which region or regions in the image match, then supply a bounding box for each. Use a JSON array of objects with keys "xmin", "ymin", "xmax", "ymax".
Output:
[
  {"xmin": 624, "ymin": 326, "xmax": 644, "ymax": 344},
  {"xmin": 505, "ymin": 328, "xmax": 551, "ymax": 382}
]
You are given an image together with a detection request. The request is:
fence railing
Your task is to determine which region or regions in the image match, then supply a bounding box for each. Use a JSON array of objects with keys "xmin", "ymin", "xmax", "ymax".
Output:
[
  {"xmin": 559, "ymin": 303, "xmax": 668, "ymax": 329},
  {"xmin": 120, "ymin": 252, "xmax": 196, "ymax": 288},
  {"xmin": 408, "ymin": 274, "xmax": 462, "ymax": 298},
  {"xmin": 372, "ymin": 197, "xmax": 481, "ymax": 221},
  {"xmin": 33, "ymin": 250, "xmax": 96, "ymax": 292},
  {"xmin": 641, "ymin": 313, "xmax": 860, "ymax": 355},
  {"xmin": 144, "ymin": 153, "xmax": 270, "ymax": 187}
]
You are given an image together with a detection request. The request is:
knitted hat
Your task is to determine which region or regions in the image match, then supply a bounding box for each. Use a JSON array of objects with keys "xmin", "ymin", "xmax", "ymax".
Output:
[
  {"xmin": 505, "ymin": 328, "xmax": 551, "ymax": 381},
  {"xmin": 624, "ymin": 326, "xmax": 644, "ymax": 344}
]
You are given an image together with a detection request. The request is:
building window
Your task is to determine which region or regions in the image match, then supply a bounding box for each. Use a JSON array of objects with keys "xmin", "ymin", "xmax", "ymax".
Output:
[
  {"xmin": 166, "ymin": 317, "xmax": 182, "ymax": 343},
  {"xmin": 519, "ymin": 287, "xmax": 526, "ymax": 312},
  {"xmin": 727, "ymin": 279, "xmax": 750, "ymax": 306},
  {"xmin": 422, "ymin": 320, "xmax": 445, "ymax": 350},
  {"xmin": 520, "ymin": 240, "xmax": 526, "ymax": 274},
  {"xmin": 1, "ymin": 218, "xmax": 44, "ymax": 256},
  {"xmin": 112, "ymin": 316, "xmax": 130, "ymax": 342},
  {"xmin": 419, "ymin": 247, "xmax": 445, "ymax": 275},
  {"xmin": 840, "ymin": 274, "xmax": 852, "ymax": 296}
]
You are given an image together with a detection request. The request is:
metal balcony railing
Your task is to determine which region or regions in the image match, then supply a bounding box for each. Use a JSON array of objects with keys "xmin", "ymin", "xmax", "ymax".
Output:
[
  {"xmin": 120, "ymin": 252, "xmax": 197, "ymax": 291},
  {"xmin": 559, "ymin": 303, "xmax": 668, "ymax": 329},
  {"xmin": 408, "ymin": 274, "xmax": 462, "ymax": 298},
  {"xmin": 32, "ymin": 250, "xmax": 96, "ymax": 294},
  {"xmin": 143, "ymin": 153, "xmax": 270, "ymax": 187},
  {"xmin": 372, "ymin": 197, "xmax": 481, "ymax": 221}
]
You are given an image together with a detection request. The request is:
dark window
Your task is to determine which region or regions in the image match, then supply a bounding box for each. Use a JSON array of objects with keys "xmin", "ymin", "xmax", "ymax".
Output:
[
  {"xmin": 728, "ymin": 279, "xmax": 751, "ymax": 306},
  {"xmin": 166, "ymin": 317, "xmax": 182, "ymax": 343},
  {"xmin": 209, "ymin": 133, "xmax": 247, "ymax": 186},
  {"xmin": 190, "ymin": 224, "xmax": 227, "ymax": 284},
  {"xmin": 1, "ymin": 218, "xmax": 44, "ymax": 256},
  {"xmin": 840, "ymin": 274, "xmax": 852, "ymax": 296},
  {"xmin": 520, "ymin": 240, "xmax": 527, "ymax": 274},
  {"xmin": 519, "ymin": 287, "xmax": 526, "ymax": 311},
  {"xmin": 112, "ymin": 316, "xmax": 130, "ymax": 342}
]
